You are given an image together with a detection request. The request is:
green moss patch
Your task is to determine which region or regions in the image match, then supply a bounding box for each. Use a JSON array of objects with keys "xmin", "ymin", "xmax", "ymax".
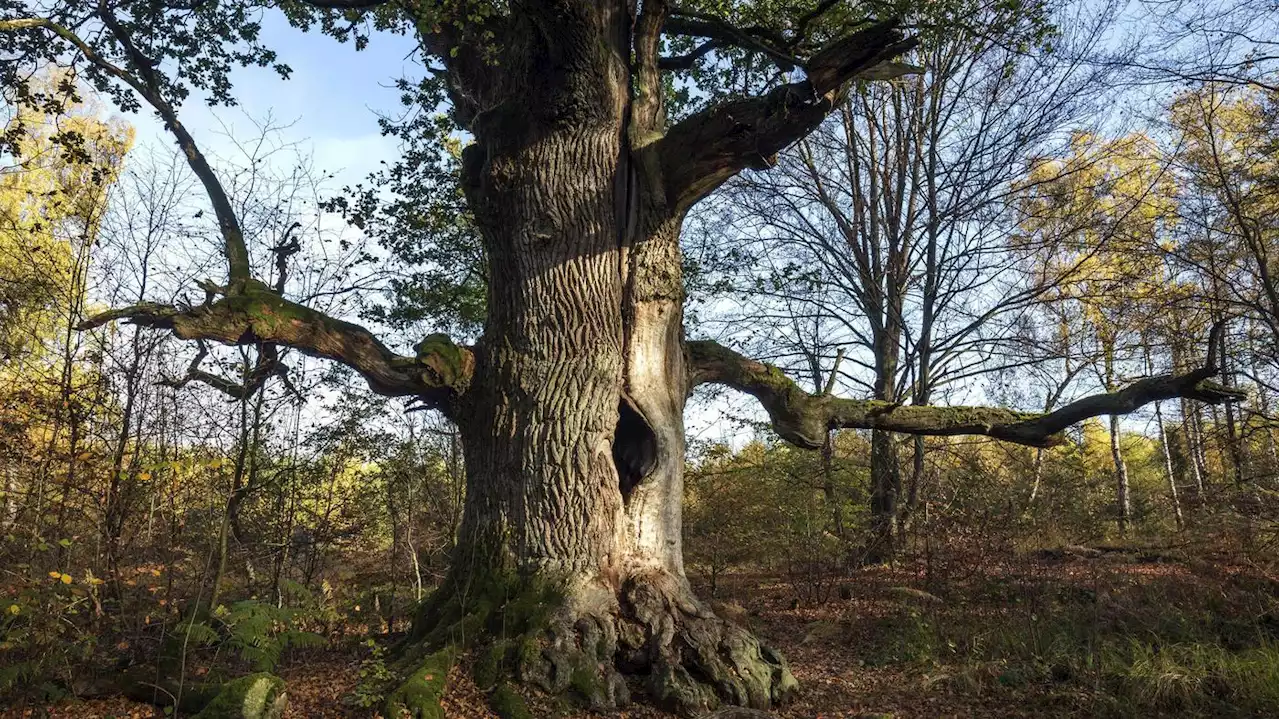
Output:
[
  {"xmin": 489, "ymin": 682, "xmax": 534, "ymax": 719},
  {"xmin": 192, "ymin": 673, "xmax": 286, "ymax": 719},
  {"xmin": 394, "ymin": 565, "xmax": 568, "ymax": 716},
  {"xmin": 414, "ymin": 333, "xmax": 472, "ymax": 389},
  {"xmin": 384, "ymin": 649, "xmax": 455, "ymax": 719}
]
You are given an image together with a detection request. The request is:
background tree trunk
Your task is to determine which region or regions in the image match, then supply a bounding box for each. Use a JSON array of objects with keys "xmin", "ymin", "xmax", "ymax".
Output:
[{"xmin": 1109, "ymin": 413, "xmax": 1131, "ymax": 536}]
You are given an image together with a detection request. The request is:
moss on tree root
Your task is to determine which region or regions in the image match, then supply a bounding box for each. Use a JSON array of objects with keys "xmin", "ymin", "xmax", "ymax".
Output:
[
  {"xmin": 384, "ymin": 649, "xmax": 455, "ymax": 719},
  {"xmin": 390, "ymin": 564, "xmax": 796, "ymax": 717},
  {"xmin": 115, "ymin": 668, "xmax": 286, "ymax": 719},
  {"xmin": 385, "ymin": 566, "xmax": 566, "ymax": 717},
  {"xmin": 191, "ymin": 673, "xmax": 287, "ymax": 719},
  {"xmin": 488, "ymin": 682, "xmax": 534, "ymax": 719}
]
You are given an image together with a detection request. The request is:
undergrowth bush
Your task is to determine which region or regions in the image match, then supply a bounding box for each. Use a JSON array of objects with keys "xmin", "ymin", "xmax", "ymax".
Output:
[{"xmin": 186, "ymin": 599, "xmax": 327, "ymax": 673}]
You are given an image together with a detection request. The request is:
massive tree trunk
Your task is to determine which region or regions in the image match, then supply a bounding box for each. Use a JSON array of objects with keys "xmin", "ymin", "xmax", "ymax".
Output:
[{"xmin": 399, "ymin": 5, "xmax": 797, "ymax": 715}]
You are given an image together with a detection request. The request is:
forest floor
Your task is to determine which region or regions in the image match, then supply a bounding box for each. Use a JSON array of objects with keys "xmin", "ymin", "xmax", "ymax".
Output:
[{"xmin": 4, "ymin": 539, "xmax": 1276, "ymax": 719}]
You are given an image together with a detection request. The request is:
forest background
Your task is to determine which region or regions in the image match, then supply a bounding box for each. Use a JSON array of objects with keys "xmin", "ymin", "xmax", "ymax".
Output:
[{"xmin": 0, "ymin": 0, "xmax": 1276, "ymax": 716}]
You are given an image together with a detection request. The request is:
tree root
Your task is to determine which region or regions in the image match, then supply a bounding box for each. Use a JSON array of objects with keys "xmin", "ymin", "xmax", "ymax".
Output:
[
  {"xmin": 619, "ymin": 569, "xmax": 797, "ymax": 714},
  {"xmin": 386, "ymin": 565, "xmax": 788, "ymax": 716},
  {"xmin": 392, "ymin": 566, "xmax": 795, "ymax": 717},
  {"xmin": 191, "ymin": 673, "xmax": 287, "ymax": 719},
  {"xmin": 98, "ymin": 670, "xmax": 287, "ymax": 719},
  {"xmin": 384, "ymin": 649, "xmax": 455, "ymax": 719}
]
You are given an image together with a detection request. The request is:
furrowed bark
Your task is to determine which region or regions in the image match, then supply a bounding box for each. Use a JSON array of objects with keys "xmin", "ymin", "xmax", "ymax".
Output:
[{"xmin": 687, "ymin": 340, "xmax": 1248, "ymax": 449}]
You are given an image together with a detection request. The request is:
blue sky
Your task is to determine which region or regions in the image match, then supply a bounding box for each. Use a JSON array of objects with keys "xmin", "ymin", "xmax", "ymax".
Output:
[{"xmin": 128, "ymin": 11, "xmax": 420, "ymax": 188}]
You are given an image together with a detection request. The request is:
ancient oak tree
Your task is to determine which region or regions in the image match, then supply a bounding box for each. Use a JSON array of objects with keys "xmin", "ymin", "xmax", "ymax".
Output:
[{"xmin": 0, "ymin": 0, "xmax": 1246, "ymax": 715}]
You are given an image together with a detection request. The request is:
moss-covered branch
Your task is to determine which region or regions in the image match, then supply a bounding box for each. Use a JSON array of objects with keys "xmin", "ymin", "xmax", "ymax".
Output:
[
  {"xmin": 79, "ymin": 281, "xmax": 472, "ymax": 408},
  {"xmin": 686, "ymin": 340, "xmax": 1246, "ymax": 449}
]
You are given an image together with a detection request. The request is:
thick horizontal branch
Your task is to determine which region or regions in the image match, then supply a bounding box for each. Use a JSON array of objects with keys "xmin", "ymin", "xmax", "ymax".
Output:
[
  {"xmin": 657, "ymin": 38, "xmax": 723, "ymax": 71},
  {"xmin": 658, "ymin": 19, "xmax": 917, "ymax": 213},
  {"xmin": 0, "ymin": 18, "xmax": 47, "ymax": 31},
  {"xmin": 686, "ymin": 340, "xmax": 1247, "ymax": 449},
  {"xmin": 79, "ymin": 282, "xmax": 472, "ymax": 408}
]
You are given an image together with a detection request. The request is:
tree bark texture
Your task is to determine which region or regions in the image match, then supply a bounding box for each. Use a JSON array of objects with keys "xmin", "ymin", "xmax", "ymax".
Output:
[
  {"xmin": 1109, "ymin": 413, "xmax": 1131, "ymax": 536},
  {"xmin": 408, "ymin": 5, "xmax": 799, "ymax": 714}
]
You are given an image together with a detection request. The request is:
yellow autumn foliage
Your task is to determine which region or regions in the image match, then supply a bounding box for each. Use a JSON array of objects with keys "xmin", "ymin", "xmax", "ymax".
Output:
[
  {"xmin": 2, "ymin": 77, "xmax": 132, "ymax": 352},
  {"xmin": 0, "ymin": 70, "xmax": 133, "ymax": 452}
]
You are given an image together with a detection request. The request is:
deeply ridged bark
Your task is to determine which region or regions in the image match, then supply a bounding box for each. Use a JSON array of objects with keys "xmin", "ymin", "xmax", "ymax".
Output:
[
  {"xmin": 456, "ymin": 125, "xmax": 628, "ymax": 576},
  {"xmin": 400, "ymin": 4, "xmax": 796, "ymax": 715}
]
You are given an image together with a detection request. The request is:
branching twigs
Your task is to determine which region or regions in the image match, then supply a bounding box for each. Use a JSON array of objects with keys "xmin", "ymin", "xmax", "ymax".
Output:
[
  {"xmin": 161, "ymin": 341, "xmax": 291, "ymax": 401},
  {"xmin": 270, "ymin": 223, "xmax": 303, "ymax": 294},
  {"xmin": 664, "ymin": 11, "xmax": 803, "ymax": 70},
  {"xmin": 662, "ymin": 0, "xmax": 856, "ymax": 69},
  {"xmin": 789, "ymin": 0, "xmax": 843, "ymax": 48},
  {"xmin": 1, "ymin": 10, "xmax": 251, "ymax": 282},
  {"xmin": 687, "ymin": 328, "xmax": 1247, "ymax": 449}
]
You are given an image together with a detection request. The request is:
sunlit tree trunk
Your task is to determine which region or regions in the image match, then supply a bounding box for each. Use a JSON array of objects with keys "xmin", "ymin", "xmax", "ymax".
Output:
[
  {"xmin": 1144, "ymin": 344, "xmax": 1183, "ymax": 530},
  {"xmin": 1028, "ymin": 448, "xmax": 1046, "ymax": 505},
  {"xmin": 1103, "ymin": 346, "xmax": 1130, "ymax": 535},
  {"xmin": 1108, "ymin": 413, "xmax": 1131, "ymax": 536},
  {"xmin": 405, "ymin": 6, "xmax": 796, "ymax": 712},
  {"xmin": 1155, "ymin": 401, "xmax": 1183, "ymax": 530}
]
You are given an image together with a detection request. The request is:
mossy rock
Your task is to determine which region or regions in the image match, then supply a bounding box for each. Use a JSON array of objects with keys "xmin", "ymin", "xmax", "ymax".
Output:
[
  {"xmin": 489, "ymin": 682, "xmax": 534, "ymax": 719},
  {"xmin": 385, "ymin": 649, "xmax": 454, "ymax": 719},
  {"xmin": 191, "ymin": 673, "xmax": 286, "ymax": 719}
]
